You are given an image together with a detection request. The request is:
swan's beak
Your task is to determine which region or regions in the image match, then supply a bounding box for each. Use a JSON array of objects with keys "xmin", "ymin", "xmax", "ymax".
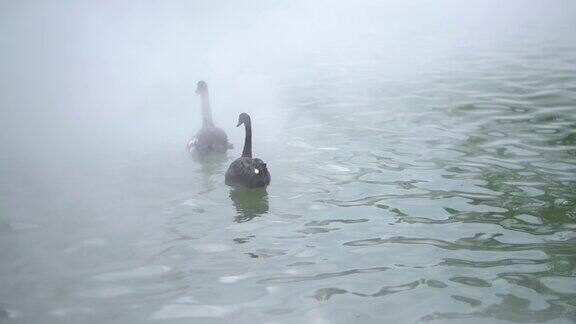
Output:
[
  {"xmin": 236, "ymin": 120, "xmax": 242, "ymax": 127},
  {"xmin": 195, "ymin": 89, "xmax": 200, "ymax": 95}
]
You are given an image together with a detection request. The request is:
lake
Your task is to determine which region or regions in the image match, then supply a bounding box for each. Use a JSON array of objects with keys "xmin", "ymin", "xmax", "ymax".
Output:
[{"xmin": 1, "ymin": 1, "xmax": 575, "ymax": 323}]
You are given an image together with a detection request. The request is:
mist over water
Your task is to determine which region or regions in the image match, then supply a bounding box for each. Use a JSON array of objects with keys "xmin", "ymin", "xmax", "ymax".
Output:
[{"xmin": 1, "ymin": 1, "xmax": 576, "ymax": 323}]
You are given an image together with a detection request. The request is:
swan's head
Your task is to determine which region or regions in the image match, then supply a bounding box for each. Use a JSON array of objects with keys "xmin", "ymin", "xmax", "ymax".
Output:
[
  {"xmin": 236, "ymin": 112, "xmax": 251, "ymax": 127},
  {"xmin": 196, "ymin": 81, "xmax": 208, "ymax": 95}
]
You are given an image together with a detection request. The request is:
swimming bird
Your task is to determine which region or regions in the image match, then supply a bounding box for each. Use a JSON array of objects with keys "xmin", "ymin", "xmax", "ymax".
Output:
[
  {"xmin": 187, "ymin": 81, "xmax": 232, "ymax": 155},
  {"xmin": 225, "ymin": 113, "xmax": 271, "ymax": 188}
]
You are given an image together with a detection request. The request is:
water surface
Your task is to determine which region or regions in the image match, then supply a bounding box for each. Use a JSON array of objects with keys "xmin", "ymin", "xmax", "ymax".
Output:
[{"xmin": 1, "ymin": 10, "xmax": 576, "ymax": 324}]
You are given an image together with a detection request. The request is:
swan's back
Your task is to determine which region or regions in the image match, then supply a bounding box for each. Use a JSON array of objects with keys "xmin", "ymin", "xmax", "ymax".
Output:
[
  {"xmin": 225, "ymin": 157, "xmax": 270, "ymax": 188},
  {"xmin": 188, "ymin": 126, "xmax": 231, "ymax": 155}
]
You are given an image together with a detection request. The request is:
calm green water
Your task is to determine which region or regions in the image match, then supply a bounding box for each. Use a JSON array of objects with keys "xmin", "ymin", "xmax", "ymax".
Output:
[{"xmin": 1, "ymin": 40, "xmax": 576, "ymax": 323}]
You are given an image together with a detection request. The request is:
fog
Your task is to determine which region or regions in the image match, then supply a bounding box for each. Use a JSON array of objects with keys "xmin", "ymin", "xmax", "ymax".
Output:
[
  {"xmin": 1, "ymin": 0, "xmax": 575, "ymax": 228},
  {"xmin": 1, "ymin": 0, "xmax": 575, "ymax": 233},
  {"xmin": 1, "ymin": 1, "xmax": 576, "ymax": 322},
  {"xmin": 1, "ymin": 1, "xmax": 574, "ymax": 154}
]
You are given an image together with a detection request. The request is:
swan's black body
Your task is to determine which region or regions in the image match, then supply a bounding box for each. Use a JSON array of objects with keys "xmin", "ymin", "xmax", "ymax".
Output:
[
  {"xmin": 225, "ymin": 113, "xmax": 270, "ymax": 188},
  {"xmin": 188, "ymin": 126, "xmax": 230, "ymax": 155},
  {"xmin": 188, "ymin": 81, "xmax": 232, "ymax": 155}
]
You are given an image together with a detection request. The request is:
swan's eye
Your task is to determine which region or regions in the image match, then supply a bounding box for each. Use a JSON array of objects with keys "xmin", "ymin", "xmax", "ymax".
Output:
[{"xmin": 254, "ymin": 169, "xmax": 260, "ymax": 174}]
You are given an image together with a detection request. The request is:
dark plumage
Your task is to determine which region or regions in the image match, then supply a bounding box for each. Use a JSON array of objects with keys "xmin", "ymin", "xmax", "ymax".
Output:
[
  {"xmin": 187, "ymin": 81, "xmax": 232, "ymax": 155},
  {"xmin": 226, "ymin": 157, "xmax": 270, "ymax": 188},
  {"xmin": 225, "ymin": 113, "xmax": 271, "ymax": 188},
  {"xmin": 188, "ymin": 126, "xmax": 230, "ymax": 154}
]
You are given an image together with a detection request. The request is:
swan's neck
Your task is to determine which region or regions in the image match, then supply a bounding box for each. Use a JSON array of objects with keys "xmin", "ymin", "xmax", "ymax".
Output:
[
  {"xmin": 242, "ymin": 120, "xmax": 252, "ymax": 158},
  {"xmin": 200, "ymin": 92, "xmax": 214, "ymax": 127}
]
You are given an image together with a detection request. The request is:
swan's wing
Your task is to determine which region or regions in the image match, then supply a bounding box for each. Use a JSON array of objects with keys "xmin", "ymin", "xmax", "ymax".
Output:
[
  {"xmin": 229, "ymin": 158, "xmax": 254, "ymax": 176},
  {"xmin": 193, "ymin": 127, "xmax": 232, "ymax": 153},
  {"xmin": 211, "ymin": 127, "xmax": 232, "ymax": 149},
  {"xmin": 225, "ymin": 157, "xmax": 270, "ymax": 187},
  {"xmin": 225, "ymin": 158, "xmax": 251, "ymax": 184}
]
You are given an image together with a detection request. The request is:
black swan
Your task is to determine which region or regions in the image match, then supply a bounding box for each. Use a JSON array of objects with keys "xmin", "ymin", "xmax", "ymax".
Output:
[
  {"xmin": 225, "ymin": 113, "xmax": 271, "ymax": 188},
  {"xmin": 187, "ymin": 81, "xmax": 232, "ymax": 155}
]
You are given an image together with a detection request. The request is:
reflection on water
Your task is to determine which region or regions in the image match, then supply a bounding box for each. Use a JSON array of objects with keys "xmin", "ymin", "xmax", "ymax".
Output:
[
  {"xmin": 194, "ymin": 153, "xmax": 228, "ymax": 194},
  {"xmin": 229, "ymin": 187, "xmax": 269, "ymax": 223}
]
